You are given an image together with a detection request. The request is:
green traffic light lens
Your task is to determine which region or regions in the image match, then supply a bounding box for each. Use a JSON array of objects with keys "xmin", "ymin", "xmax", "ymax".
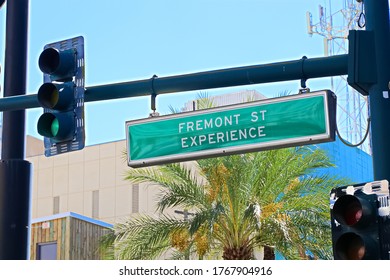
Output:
[
  {"xmin": 37, "ymin": 112, "xmax": 75, "ymax": 142},
  {"xmin": 37, "ymin": 113, "xmax": 56, "ymax": 138},
  {"xmin": 51, "ymin": 118, "xmax": 59, "ymax": 137}
]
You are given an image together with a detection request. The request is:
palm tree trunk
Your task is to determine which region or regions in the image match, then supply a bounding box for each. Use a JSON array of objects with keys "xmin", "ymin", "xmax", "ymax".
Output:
[
  {"xmin": 263, "ymin": 245, "xmax": 275, "ymax": 260},
  {"xmin": 222, "ymin": 244, "xmax": 253, "ymax": 260}
]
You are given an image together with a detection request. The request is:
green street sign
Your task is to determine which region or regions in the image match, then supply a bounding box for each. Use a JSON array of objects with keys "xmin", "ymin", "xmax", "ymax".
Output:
[{"xmin": 126, "ymin": 90, "xmax": 336, "ymax": 167}]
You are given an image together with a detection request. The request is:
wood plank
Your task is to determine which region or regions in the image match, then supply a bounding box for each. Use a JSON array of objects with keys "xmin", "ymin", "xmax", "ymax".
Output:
[
  {"xmin": 44, "ymin": 222, "xmax": 49, "ymax": 243},
  {"xmin": 37, "ymin": 223, "xmax": 42, "ymax": 243},
  {"xmin": 61, "ymin": 218, "xmax": 67, "ymax": 260},
  {"xmin": 30, "ymin": 223, "xmax": 37, "ymax": 260},
  {"xmin": 56, "ymin": 218, "xmax": 61, "ymax": 260},
  {"xmin": 50, "ymin": 219, "xmax": 56, "ymax": 241},
  {"xmin": 65, "ymin": 217, "xmax": 71, "ymax": 259}
]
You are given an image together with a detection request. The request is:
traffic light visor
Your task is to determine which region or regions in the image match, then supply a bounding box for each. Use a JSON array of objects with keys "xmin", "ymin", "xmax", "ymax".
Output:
[
  {"xmin": 39, "ymin": 48, "xmax": 60, "ymax": 75},
  {"xmin": 38, "ymin": 47, "xmax": 76, "ymax": 80}
]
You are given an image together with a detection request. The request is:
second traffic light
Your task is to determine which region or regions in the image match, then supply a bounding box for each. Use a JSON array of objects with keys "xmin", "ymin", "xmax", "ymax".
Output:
[
  {"xmin": 37, "ymin": 36, "xmax": 85, "ymax": 156},
  {"xmin": 330, "ymin": 180, "xmax": 390, "ymax": 260}
]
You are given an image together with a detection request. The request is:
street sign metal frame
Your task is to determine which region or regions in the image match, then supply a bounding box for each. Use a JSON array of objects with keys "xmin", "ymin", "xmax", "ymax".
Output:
[{"xmin": 126, "ymin": 90, "xmax": 337, "ymax": 168}]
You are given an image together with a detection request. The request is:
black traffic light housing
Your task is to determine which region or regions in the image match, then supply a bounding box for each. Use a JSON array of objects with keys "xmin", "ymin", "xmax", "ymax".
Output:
[
  {"xmin": 37, "ymin": 36, "xmax": 85, "ymax": 156},
  {"xmin": 330, "ymin": 180, "xmax": 390, "ymax": 260},
  {"xmin": 347, "ymin": 30, "xmax": 377, "ymax": 96}
]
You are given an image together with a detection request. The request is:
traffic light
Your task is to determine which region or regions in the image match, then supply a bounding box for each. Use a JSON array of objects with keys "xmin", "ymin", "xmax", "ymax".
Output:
[
  {"xmin": 37, "ymin": 36, "xmax": 85, "ymax": 156},
  {"xmin": 330, "ymin": 180, "xmax": 390, "ymax": 260}
]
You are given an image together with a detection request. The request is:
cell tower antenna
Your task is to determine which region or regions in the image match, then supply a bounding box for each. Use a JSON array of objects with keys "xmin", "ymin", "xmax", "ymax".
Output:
[{"xmin": 306, "ymin": 0, "xmax": 370, "ymax": 154}]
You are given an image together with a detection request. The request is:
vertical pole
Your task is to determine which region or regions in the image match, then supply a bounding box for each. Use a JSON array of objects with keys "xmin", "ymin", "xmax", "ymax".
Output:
[
  {"xmin": 2, "ymin": 0, "xmax": 27, "ymax": 160},
  {"xmin": 365, "ymin": 0, "xmax": 390, "ymax": 181},
  {"xmin": 0, "ymin": 0, "xmax": 32, "ymax": 259}
]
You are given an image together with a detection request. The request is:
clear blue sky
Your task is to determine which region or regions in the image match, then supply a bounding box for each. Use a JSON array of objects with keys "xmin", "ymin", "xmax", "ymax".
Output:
[{"xmin": 0, "ymin": 1, "xmax": 346, "ymax": 146}]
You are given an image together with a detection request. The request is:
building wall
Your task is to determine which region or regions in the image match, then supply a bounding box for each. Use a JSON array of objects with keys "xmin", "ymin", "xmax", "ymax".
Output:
[
  {"xmin": 68, "ymin": 215, "xmax": 111, "ymax": 260},
  {"xmin": 28, "ymin": 139, "xmax": 162, "ymax": 224},
  {"xmin": 26, "ymin": 135, "xmax": 45, "ymax": 157},
  {"xmin": 316, "ymin": 137, "xmax": 374, "ymax": 183}
]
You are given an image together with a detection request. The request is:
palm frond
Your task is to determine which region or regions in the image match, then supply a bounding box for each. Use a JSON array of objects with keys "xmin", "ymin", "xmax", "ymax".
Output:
[
  {"xmin": 156, "ymin": 163, "xmax": 209, "ymax": 212},
  {"xmin": 188, "ymin": 201, "xmax": 225, "ymax": 235},
  {"xmin": 168, "ymin": 104, "xmax": 182, "ymax": 114},
  {"xmin": 195, "ymin": 91, "xmax": 215, "ymax": 109},
  {"xmin": 113, "ymin": 214, "xmax": 187, "ymax": 260},
  {"xmin": 111, "ymin": 133, "xmax": 347, "ymax": 260}
]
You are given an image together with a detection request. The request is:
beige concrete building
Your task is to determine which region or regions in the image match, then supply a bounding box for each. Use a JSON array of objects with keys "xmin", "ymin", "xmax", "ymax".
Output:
[{"xmin": 27, "ymin": 136, "xmax": 161, "ymax": 225}]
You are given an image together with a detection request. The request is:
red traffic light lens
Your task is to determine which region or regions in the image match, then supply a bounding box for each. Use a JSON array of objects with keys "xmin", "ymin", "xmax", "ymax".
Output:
[
  {"xmin": 344, "ymin": 203, "xmax": 363, "ymax": 226},
  {"xmin": 333, "ymin": 195, "xmax": 364, "ymax": 226},
  {"xmin": 38, "ymin": 47, "xmax": 76, "ymax": 80},
  {"xmin": 39, "ymin": 48, "xmax": 60, "ymax": 75}
]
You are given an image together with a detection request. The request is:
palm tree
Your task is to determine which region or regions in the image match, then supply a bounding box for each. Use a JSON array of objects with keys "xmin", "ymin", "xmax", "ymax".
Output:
[{"xmin": 101, "ymin": 146, "xmax": 347, "ymax": 260}]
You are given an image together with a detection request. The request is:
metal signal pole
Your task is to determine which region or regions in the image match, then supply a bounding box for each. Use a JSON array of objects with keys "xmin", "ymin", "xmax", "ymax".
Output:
[
  {"xmin": 0, "ymin": 0, "xmax": 32, "ymax": 259},
  {"xmin": 365, "ymin": 0, "xmax": 390, "ymax": 181}
]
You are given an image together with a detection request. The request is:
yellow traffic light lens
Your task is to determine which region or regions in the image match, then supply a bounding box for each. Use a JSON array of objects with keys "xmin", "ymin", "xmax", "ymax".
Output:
[
  {"xmin": 50, "ymin": 88, "xmax": 59, "ymax": 108},
  {"xmin": 51, "ymin": 118, "xmax": 59, "ymax": 137},
  {"xmin": 335, "ymin": 232, "xmax": 366, "ymax": 260},
  {"xmin": 38, "ymin": 82, "xmax": 74, "ymax": 110},
  {"xmin": 38, "ymin": 83, "xmax": 59, "ymax": 109},
  {"xmin": 347, "ymin": 243, "xmax": 366, "ymax": 260}
]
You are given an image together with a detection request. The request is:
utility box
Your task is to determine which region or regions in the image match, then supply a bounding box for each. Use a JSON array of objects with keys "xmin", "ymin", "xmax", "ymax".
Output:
[{"xmin": 30, "ymin": 212, "xmax": 112, "ymax": 260}]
